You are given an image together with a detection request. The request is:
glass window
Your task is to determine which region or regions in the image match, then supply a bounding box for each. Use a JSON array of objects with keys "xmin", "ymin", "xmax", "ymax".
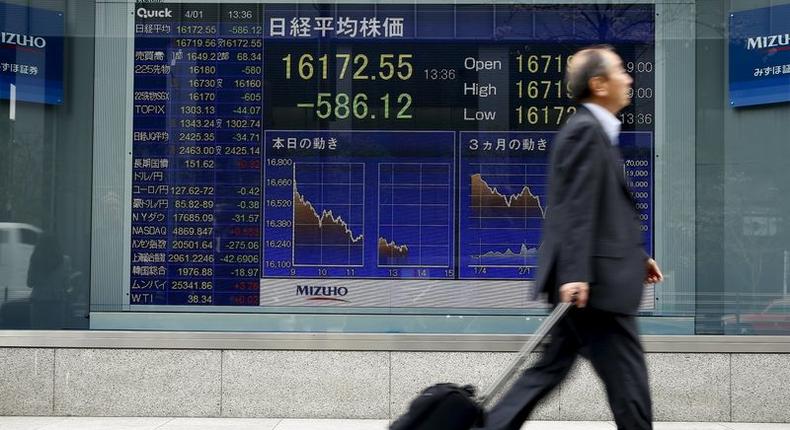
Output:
[
  {"xmin": 90, "ymin": 0, "xmax": 698, "ymax": 334},
  {"xmin": 696, "ymin": 0, "xmax": 790, "ymax": 336},
  {"xmin": 1, "ymin": 0, "xmax": 787, "ymax": 336},
  {"xmin": 0, "ymin": 1, "xmax": 94, "ymax": 329}
]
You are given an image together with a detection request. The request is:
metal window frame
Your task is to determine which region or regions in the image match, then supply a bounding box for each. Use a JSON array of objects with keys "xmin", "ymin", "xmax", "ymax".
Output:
[{"xmin": 0, "ymin": 331, "xmax": 788, "ymax": 353}]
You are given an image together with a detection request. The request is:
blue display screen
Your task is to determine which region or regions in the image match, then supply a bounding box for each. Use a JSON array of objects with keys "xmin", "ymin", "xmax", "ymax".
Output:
[{"xmin": 131, "ymin": 3, "xmax": 655, "ymax": 309}]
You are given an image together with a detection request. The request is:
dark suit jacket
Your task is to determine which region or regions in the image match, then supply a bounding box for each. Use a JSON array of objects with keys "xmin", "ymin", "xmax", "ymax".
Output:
[{"xmin": 535, "ymin": 105, "xmax": 648, "ymax": 315}]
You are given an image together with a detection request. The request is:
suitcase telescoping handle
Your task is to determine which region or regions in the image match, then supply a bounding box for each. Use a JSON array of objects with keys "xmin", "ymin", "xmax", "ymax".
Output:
[{"xmin": 480, "ymin": 302, "xmax": 573, "ymax": 409}]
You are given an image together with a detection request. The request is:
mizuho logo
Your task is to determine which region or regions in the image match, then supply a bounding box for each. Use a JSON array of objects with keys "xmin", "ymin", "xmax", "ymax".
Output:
[
  {"xmin": 0, "ymin": 32, "xmax": 46, "ymax": 49},
  {"xmin": 296, "ymin": 285, "xmax": 350, "ymax": 303},
  {"xmin": 137, "ymin": 8, "xmax": 173, "ymax": 19},
  {"xmin": 746, "ymin": 33, "xmax": 790, "ymax": 50}
]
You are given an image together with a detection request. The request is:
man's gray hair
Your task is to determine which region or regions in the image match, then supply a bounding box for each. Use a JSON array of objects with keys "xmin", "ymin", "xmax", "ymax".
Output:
[{"xmin": 565, "ymin": 45, "xmax": 615, "ymax": 102}]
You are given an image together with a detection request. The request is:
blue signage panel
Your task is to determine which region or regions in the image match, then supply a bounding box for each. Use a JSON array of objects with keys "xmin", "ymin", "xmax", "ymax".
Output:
[
  {"xmin": 730, "ymin": 4, "xmax": 790, "ymax": 107},
  {"xmin": 0, "ymin": 2, "xmax": 64, "ymax": 104}
]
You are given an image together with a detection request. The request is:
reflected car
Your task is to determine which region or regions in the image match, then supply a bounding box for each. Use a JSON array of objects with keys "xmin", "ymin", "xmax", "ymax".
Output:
[
  {"xmin": 722, "ymin": 298, "xmax": 790, "ymax": 335},
  {"xmin": 0, "ymin": 223, "xmax": 42, "ymax": 305}
]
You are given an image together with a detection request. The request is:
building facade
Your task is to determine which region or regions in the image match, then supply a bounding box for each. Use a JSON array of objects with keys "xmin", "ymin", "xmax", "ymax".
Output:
[{"xmin": 0, "ymin": 0, "xmax": 789, "ymax": 422}]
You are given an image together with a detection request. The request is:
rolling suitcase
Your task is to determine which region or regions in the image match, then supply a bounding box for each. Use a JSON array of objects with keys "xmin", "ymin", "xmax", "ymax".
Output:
[{"xmin": 390, "ymin": 302, "xmax": 573, "ymax": 430}]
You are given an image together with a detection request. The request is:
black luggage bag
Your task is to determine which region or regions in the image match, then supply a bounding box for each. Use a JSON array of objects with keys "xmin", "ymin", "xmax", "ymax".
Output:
[{"xmin": 390, "ymin": 302, "xmax": 572, "ymax": 430}]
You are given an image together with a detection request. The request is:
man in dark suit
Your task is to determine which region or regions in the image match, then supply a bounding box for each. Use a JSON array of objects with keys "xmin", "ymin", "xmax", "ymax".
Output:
[{"xmin": 482, "ymin": 46, "xmax": 663, "ymax": 430}]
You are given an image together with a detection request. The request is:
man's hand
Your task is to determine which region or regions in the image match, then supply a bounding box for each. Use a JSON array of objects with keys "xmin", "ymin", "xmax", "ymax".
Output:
[
  {"xmin": 645, "ymin": 258, "xmax": 663, "ymax": 284},
  {"xmin": 559, "ymin": 282, "xmax": 589, "ymax": 308}
]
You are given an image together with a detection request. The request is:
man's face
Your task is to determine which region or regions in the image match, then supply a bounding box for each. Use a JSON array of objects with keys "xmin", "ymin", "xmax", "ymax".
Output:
[{"xmin": 601, "ymin": 51, "xmax": 633, "ymax": 111}]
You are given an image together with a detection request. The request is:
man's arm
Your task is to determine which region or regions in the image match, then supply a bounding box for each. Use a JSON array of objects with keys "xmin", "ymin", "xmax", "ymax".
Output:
[{"xmin": 555, "ymin": 124, "xmax": 604, "ymax": 287}]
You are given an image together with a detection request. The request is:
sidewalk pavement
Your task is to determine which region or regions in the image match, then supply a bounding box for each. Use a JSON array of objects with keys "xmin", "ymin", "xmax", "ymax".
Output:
[{"xmin": 0, "ymin": 418, "xmax": 789, "ymax": 430}]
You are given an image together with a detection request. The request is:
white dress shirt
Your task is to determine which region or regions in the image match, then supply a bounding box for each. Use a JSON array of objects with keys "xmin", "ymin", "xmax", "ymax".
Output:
[{"xmin": 583, "ymin": 102, "xmax": 621, "ymax": 146}]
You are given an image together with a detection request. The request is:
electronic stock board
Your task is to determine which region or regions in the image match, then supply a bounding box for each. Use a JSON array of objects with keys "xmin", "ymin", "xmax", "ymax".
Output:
[{"xmin": 130, "ymin": 3, "xmax": 655, "ymax": 309}]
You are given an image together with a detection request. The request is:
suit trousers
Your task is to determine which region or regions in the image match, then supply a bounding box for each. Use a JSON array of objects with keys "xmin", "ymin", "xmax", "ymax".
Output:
[{"xmin": 483, "ymin": 307, "xmax": 652, "ymax": 430}]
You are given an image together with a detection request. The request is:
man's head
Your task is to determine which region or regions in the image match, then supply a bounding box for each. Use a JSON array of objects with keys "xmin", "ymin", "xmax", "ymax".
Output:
[{"xmin": 566, "ymin": 45, "xmax": 633, "ymax": 113}]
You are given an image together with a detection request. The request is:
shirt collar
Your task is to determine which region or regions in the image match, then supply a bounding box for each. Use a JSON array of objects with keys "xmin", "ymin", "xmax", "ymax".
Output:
[{"xmin": 582, "ymin": 102, "xmax": 621, "ymax": 145}]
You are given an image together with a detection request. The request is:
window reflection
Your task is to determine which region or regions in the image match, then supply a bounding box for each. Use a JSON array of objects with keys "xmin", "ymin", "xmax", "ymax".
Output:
[{"xmin": 0, "ymin": 1, "xmax": 93, "ymax": 330}]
